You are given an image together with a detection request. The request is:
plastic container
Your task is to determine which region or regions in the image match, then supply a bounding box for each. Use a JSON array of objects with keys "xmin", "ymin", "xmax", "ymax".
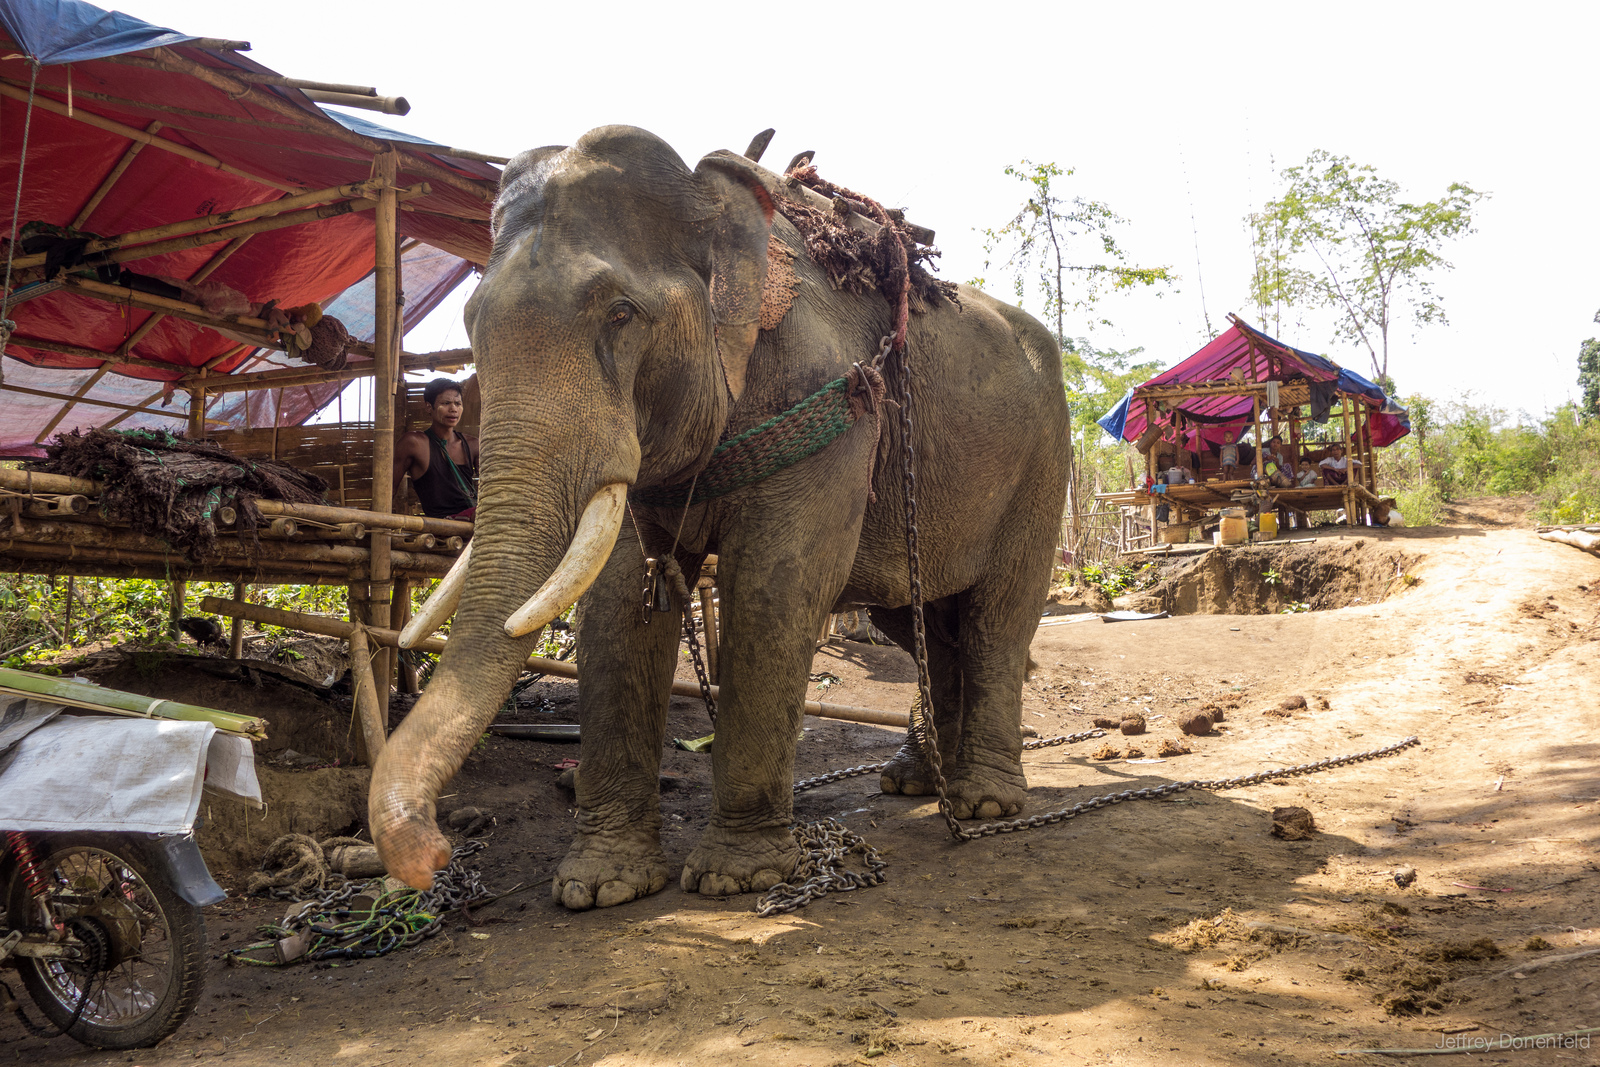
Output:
[
  {"xmin": 1218, "ymin": 510, "xmax": 1249, "ymax": 546},
  {"xmin": 1258, "ymin": 512, "xmax": 1278, "ymax": 539}
]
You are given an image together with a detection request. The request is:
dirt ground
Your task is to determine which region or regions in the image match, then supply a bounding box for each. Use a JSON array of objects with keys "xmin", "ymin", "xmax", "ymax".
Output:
[{"xmin": 8, "ymin": 499, "xmax": 1600, "ymax": 1066}]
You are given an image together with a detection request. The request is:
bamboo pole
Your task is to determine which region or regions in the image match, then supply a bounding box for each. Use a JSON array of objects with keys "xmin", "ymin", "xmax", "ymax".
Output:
[
  {"xmin": 368, "ymin": 151, "xmax": 402, "ymax": 723},
  {"xmin": 43, "ymin": 186, "xmax": 426, "ymax": 276},
  {"xmin": 8, "ymin": 333, "xmax": 190, "ymax": 373},
  {"xmin": 57, "ymin": 276, "xmax": 280, "ymax": 346},
  {"xmin": 1252, "ymin": 393, "xmax": 1263, "ymax": 482},
  {"xmin": 229, "ymin": 582, "xmax": 246, "ymax": 658},
  {"xmin": 32, "ymin": 365, "xmax": 111, "ymax": 445},
  {"xmin": 11, "ymin": 181, "xmax": 386, "ymax": 270},
  {"xmin": 0, "ymin": 521, "xmax": 454, "ymax": 572},
  {"xmin": 144, "ymin": 48, "xmax": 495, "ymax": 209},
  {"xmin": 180, "ymin": 346, "xmax": 475, "ymax": 392},
  {"xmin": 347, "ymin": 626, "xmax": 386, "ymax": 763},
  {"xmin": 72, "ymin": 121, "xmax": 162, "ymax": 228},
  {"xmin": 0, "ymin": 81, "xmax": 298, "ymax": 191},
  {"xmin": 1539, "ymin": 529, "xmax": 1600, "ymax": 556},
  {"xmin": 393, "ymin": 577, "xmax": 419, "ymax": 694},
  {"xmin": 0, "ymin": 666, "xmax": 267, "ymax": 738},
  {"xmin": 199, "ymin": 598, "xmax": 912, "ymax": 729},
  {"xmin": 301, "ymin": 90, "xmax": 409, "ymax": 115},
  {"xmin": 0, "ymin": 555, "xmax": 355, "ymax": 585},
  {"xmin": 0, "ymin": 381, "xmax": 196, "ymax": 420}
]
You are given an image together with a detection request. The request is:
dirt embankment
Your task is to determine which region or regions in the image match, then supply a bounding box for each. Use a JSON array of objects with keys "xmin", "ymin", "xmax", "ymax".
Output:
[
  {"xmin": 9, "ymin": 520, "xmax": 1600, "ymax": 1067},
  {"xmin": 1130, "ymin": 536, "xmax": 1418, "ymax": 616}
]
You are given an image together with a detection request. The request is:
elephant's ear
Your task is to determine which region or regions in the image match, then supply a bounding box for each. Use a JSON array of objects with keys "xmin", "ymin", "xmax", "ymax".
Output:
[{"xmin": 694, "ymin": 150, "xmax": 778, "ymax": 403}]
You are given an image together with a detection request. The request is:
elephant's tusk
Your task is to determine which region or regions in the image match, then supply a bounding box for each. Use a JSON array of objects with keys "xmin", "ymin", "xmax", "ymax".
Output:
[
  {"xmin": 503, "ymin": 483, "xmax": 629, "ymax": 638},
  {"xmin": 398, "ymin": 540, "xmax": 473, "ymax": 648}
]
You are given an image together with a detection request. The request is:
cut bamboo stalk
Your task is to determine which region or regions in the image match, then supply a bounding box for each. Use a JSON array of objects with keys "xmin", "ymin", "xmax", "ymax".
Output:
[
  {"xmin": 0, "ymin": 81, "xmax": 298, "ymax": 191},
  {"xmin": 11, "ymin": 181, "xmax": 385, "ymax": 269},
  {"xmin": 253, "ymin": 499, "xmax": 473, "ymax": 538},
  {"xmin": 72, "ymin": 121, "xmax": 161, "ymax": 228},
  {"xmin": 347, "ymin": 626, "xmax": 387, "ymax": 763},
  {"xmin": 0, "ymin": 469, "xmax": 100, "ymax": 496},
  {"xmin": 0, "ymin": 666, "xmax": 267, "ymax": 738},
  {"xmin": 199, "ymin": 599, "xmax": 911, "ymax": 729},
  {"xmin": 145, "ymin": 48, "xmax": 495, "ymax": 207},
  {"xmin": 302, "ymin": 90, "xmax": 409, "ymax": 115},
  {"xmin": 229, "ymin": 73, "xmax": 379, "ymax": 96},
  {"xmin": 0, "ymin": 521, "xmax": 452, "ymax": 573}
]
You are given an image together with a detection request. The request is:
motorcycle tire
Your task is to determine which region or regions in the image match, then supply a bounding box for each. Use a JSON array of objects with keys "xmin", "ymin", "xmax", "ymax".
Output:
[{"xmin": 4, "ymin": 834, "xmax": 206, "ymax": 1049}]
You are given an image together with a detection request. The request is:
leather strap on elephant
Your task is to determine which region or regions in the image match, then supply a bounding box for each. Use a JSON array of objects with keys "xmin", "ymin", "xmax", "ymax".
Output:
[{"xmin": 629, "ymin": 362, "xmax": 886, "ymax": 508}]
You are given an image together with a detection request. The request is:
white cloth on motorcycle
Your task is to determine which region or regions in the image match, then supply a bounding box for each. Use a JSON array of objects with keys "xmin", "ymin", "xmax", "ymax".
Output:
[{"xmin": 0, "ymin": 710, "xmax": 260, "ymax": 834}]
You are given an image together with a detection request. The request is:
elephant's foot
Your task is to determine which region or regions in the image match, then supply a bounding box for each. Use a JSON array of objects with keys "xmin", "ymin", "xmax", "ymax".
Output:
[
  {"xmin": 553, "ymin": 831, "xmax": 670, "ymax": 911},
  {"xmin": 879, "ymin": 740, "xmax": 956, "ymax": 797},
  {"xmin": 680, "ymin": 824, "xmax": 800, "ymax": 897},
  {"xmin": 945, "ymin": 762, "xmax": 1029, "ymax": 820}
]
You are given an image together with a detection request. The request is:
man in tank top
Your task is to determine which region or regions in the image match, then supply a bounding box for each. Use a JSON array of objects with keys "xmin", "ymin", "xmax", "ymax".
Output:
[{"xmin": 393, "ymin": 377, "xmax": 479, "ymax": 520}]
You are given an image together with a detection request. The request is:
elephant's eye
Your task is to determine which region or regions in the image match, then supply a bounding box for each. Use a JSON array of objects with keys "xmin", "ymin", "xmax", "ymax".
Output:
[{"xmin": 607, "ymin": 303, "xmax": 634, "ymax": 328}]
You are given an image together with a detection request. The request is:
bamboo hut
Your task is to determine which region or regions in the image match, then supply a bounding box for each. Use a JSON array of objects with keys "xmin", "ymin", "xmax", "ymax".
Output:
[
  {"xmin": 1094, "ymin": 315, "xmax": 1412, "ymax": 549},
  {"xmin": 0, "ymin": 0, "xmax": 502, "ymax": 756}
]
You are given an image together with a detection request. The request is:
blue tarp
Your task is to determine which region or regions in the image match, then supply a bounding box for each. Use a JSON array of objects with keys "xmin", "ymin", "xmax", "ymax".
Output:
[{"xmin": 0, "ymin": 0, "xmax": 192, "ymax": 64}]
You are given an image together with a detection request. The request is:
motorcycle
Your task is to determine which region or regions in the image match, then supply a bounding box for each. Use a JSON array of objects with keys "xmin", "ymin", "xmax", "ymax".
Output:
[
  {"xmin": 1, "ymin": 830, "xmax": 224, "ymax": 1049},
  {"xmin": 0, "ymin": 667, "xmax": 262, "ymax": 1049}
]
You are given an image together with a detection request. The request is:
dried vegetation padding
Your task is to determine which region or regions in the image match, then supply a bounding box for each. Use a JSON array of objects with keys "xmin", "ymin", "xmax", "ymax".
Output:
[
  {"xmin": 1092, "ymin": 717, "xmax": 1119, "ymax": 729},
  {"xmin": 1091, "ymin": 743, "xmax": 1122, "ymax": 761}
]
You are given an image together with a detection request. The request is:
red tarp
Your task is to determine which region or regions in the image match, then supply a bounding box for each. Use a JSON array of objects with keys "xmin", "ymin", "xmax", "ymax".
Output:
[{"xmin": 0, "ymin": 13, "xmax": 497, "ymax": 456}]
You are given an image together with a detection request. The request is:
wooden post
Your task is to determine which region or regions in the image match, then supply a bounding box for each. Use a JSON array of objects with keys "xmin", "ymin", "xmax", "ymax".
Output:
[
  {"xmin": 1251, "ymin": 392, "xmax": 1264, "ymax": 482},
  {"xmin": 187, "ymin": 386, "xmax": 205, "ymax": 439},
  {"xmin": 1340, "ymin": 399, "xmax": 1356, "ymax": 524},
  {"xmin": 347, "ymin": 626, "xmax": 387, "ymax": 764},
  {"xmin": 699, "ymin": 583, "xmax": 719, "ymax": 683},
  {"xmin": 168, "ymin": 580, "xmax": 186, "ymax": 638},
  {"xmin": 368, "ymin": 149, "xmax": 402, "ymax": 724},
  {"xmin": 392, "ymin": 577, "xmax": 419, "ymax": 694},
  {"xmin": 229, "ymin": 582, "xmax": 245, "ymax": 658}
]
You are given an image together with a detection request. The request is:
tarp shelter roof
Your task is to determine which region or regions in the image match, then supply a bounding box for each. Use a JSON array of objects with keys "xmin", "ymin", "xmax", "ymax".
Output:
[
  {"xmin": 0, "ymin": 0, "xmax": 499, "ymax": 456},
  {"xmin": 1096, "ymin": 316, "xmax": 1411, "ymax": 449}
]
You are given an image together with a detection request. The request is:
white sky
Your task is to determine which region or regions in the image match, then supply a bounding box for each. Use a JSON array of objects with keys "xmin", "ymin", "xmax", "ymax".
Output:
[{"xmin": 134, "ymin": 0, "xmax": 1600, "ymax": 422}]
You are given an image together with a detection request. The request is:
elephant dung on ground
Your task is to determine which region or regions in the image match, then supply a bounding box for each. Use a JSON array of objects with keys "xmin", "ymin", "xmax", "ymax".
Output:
[{"xmin": 371, "ymin": 126, "xmax": 1070, "ymax": 911}]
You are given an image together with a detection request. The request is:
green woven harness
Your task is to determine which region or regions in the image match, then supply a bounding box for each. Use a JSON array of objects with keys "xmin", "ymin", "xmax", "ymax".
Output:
[{"xmin": 629, "ymin": 369, "xmax": 878, "ymax": 508}]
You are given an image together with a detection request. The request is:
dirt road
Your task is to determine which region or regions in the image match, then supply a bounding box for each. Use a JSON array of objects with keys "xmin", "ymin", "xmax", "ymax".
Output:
[{"xmin": 10, "ymin": 513, "xmax": 1599, "ymax": 1065}]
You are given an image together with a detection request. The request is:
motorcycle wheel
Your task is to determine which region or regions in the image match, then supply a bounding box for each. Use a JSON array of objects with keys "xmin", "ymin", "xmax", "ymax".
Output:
[{"xmin": 5, "ymin": 836, "xmax": 206, "ymax": 1049}]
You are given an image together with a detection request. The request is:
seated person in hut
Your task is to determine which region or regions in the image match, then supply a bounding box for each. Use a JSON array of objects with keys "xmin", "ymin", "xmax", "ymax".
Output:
[
  {"xmin": 1296, "ymin": 460, "xmax": 1318, "ymax": 487},
  {"xmin": 393, "ymin": 377, "xmax": 479, "ymax": 520},
  {"xmin": 1317, "ymin": 443, "xmax": 1360, "ymax": 486},
  {"xmin": 1264, "ymin": 435, "xmax": 1296, "ymax": 488}
]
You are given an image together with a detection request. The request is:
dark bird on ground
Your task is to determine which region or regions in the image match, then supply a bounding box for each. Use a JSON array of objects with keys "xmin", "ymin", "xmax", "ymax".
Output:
[{"xmin": 179, "ymin": 616, "xmax": 226, "ymax": 648}]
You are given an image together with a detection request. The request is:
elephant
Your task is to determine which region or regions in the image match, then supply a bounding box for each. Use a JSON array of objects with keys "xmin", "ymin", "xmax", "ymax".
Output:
[{"xmin": 370, "ymin": 125, "xmax": 1070, "ymax": 910}]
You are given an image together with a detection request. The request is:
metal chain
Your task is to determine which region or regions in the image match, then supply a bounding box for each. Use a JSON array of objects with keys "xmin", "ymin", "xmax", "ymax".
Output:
[
  {"xmin": 791, "ymin": 728, "xmax": 1112, "ymax": 794},
  {"xmin": 757, "ymin": 330, "xmax": 1423, "ymax": 914},
  {"xmin": 754, "ymin": 818, "xmax": 887, "ymax": 917},
  {"xmin": 883, "ymin": 334, "xmax": 966, "ymax": 840},
  {"xmin": 682, "ymin": 606, "xmax": 717, "ymax": 726}
]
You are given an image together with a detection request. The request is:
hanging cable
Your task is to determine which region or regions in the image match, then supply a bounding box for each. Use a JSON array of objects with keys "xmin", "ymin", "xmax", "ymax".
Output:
[{"xmin": 0, "ymin": 59, "xmax": 41, "ymax": 387}]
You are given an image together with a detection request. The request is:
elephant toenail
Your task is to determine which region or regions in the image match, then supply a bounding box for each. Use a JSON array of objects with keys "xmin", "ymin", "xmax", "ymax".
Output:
[
  {"xmin": 977, "ymin": 800, "xmax": 1004, "ymax": 819},
  {"xmin": 595, "ymin": 880, "xmax": 638, "ymax": 908},
  {"xmin": 750, "ymin": 868, "xmax": 783, "ymax": 891},
  {"xmin": 561, "ymin": 880, "xmax": 595, "ymax": 910}
]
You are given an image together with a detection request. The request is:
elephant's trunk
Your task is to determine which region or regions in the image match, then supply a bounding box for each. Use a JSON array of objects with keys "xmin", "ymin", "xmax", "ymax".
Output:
[{"xmin": 370, "ymin": 392, "xmax": 638, "ymax": 888}]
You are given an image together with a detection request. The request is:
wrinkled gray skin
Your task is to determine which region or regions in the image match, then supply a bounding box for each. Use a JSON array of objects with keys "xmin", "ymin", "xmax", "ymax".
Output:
[{"xmin": 368, "ymin": 126, "xmax": 1068, "ymax": 910}]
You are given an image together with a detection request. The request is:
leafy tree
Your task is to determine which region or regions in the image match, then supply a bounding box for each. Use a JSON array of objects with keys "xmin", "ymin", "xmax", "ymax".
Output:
[
  {"xmin": 1579, "ymin": 310, "xmax": 1600, "ymax": 421},
  {"xmin": 972, "ymin": 161, "xmax": 1174, "ymax": 341},
  {"xmin": 1247, "ymin": 151, "xmax": 1485, "ymax": 382},
  {"xmin": 971, "ymin": 162, "xmax": 1172, "ymax": 566}
]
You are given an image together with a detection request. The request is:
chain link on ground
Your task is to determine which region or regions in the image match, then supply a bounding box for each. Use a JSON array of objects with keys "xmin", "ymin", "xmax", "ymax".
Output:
[
  {"xmin": 224, "ymin": 841, "xmax": 492, "ymax": 966},
  {"xmin": 758, "ymin": 727, "xmax": 1422, "ymax": 914}
]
